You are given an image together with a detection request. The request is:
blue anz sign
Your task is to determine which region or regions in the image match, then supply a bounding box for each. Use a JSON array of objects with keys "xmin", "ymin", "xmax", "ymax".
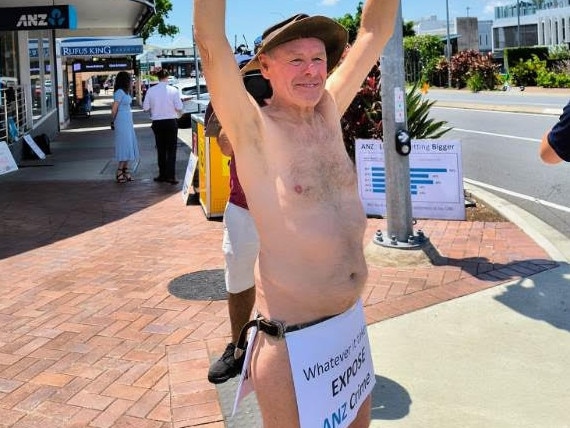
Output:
[{"xmin": 0, "ymin": 6, "xmax": 77, "ymax": 30}]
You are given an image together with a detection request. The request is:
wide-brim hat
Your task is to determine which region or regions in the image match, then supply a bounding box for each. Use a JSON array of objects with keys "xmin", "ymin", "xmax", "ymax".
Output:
[{"xmin": 241, "ymin": 14, "xmax": 348, "ymax": 74}]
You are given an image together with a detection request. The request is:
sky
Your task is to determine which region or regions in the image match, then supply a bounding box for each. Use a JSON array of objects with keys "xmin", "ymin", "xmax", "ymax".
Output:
[{"xmin": 147, "ymin": 0, "xmax": 510, "ymax": 48}]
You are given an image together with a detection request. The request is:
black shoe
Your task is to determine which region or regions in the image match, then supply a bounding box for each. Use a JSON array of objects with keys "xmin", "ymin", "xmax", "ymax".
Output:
[
  {"xmin": 208, "ymin": 343, "xmax": 245, "ymax": 384},
  {"xmin": 166, "ymin": 178, "xmax": 179, "ymax": 185},
  {"xmin": 153, "ymin": 176, "xmax": 166, "ymax": 182}
]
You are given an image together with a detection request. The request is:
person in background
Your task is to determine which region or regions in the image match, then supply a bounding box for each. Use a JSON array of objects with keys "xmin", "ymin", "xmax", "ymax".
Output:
[
  {"xmin": 539, "ymin": 99, "xmax": 570, "ymax": 163},
  {"xmin": 142, "ymin": 69, "xmax": 184, "ymax": 184},
  {"xmin": 205, "ymin": 61, "xmax": 272, "ymax": 384},
  {"xmin": 111, "ymin": 71, "xmax": 139, "ymax": 183},
  {"xmin": 205, "ymin": 105, "xmax": 259, "ymax": 384},
  {"xmin": 194, "ymin": 1, "xmax": 398, "ymax": 426}
]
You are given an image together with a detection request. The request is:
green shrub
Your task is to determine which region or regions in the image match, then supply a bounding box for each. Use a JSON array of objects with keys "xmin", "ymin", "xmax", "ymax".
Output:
[
  {"xmin": 510, "ymin": 55, "xmax": 547, "ymax": 86},
  {"xmin": 504, "ymin": 46, "xmax": 549, "ymax": 69},
  {"xmin": 405, "ymin": 81, "xmax": 451, "ymax": 139},
  {"xmin": 537, "ymin": 70, "xmax": 570, "ymax": 88},
  {"xmin": 467, "ymin": 71, "xmax": 485, "ymax": 92},
  {"xmin": 548, "ymin": 45, "xmax": 570, "ymax": 60}
]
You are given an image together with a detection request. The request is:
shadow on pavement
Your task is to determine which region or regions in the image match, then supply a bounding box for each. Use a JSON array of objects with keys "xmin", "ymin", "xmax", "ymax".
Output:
[
  {"xmin": 494, "ymin": 262, "xmax": 570, "ymax": 332},
  {"xmin": 424, "ymin": 239, "xmax": 558, "ymax": 281},
  {"xmin": 0, "ymin": 93, "xmax": 194, "ymax": 260},
  {"xmin": 0, "ymin": 180, "xmax": 181, "ymax": 259},
  {"xmin": 371, "ymin": 374, "xmax": 411, "ymax": 421}
]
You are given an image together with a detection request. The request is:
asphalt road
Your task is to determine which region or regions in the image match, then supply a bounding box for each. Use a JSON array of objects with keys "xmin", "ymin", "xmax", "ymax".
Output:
[
  {"xmin": 424, "ymin": 87, "xmax": 569, "ymax": 114},
  {"xmin": 429, "ymin": 104, "xmax": 570, "ymax": 239}
]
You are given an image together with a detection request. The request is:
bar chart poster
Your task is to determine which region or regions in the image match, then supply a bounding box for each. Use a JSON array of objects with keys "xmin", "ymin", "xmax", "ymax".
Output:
[{"xmin": 355, "ymin": 139, "xmax": 465, "ymax": 220}]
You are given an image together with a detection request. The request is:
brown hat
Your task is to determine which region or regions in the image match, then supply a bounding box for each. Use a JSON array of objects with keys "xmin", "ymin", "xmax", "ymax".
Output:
[{"xmin": 241, "ymin": 14, "xmax": 348, "ymax": 74}]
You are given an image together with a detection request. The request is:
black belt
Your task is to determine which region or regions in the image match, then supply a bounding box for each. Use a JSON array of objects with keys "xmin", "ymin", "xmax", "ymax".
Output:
[{"xmin": 234, "ymin": 313, "xmax": 336, "ymax": 359}]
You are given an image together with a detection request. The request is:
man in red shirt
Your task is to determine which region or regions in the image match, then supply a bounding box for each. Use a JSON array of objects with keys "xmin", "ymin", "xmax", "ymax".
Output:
[
  {"xmin": 204, "ymin": 70, "xmax": 271, "ymax": 383},
  {"xmin": 205, "ymin": 105, "xmax": 258, "ymax": 383}
]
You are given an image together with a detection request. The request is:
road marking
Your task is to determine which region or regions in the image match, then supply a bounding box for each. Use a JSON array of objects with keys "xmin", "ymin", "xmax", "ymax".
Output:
[
  {"xmin": 465, "ymin": 178, "xmax": 570, "ymax": 214},
  {"xmin": 432, "ymin": 105, "xmax": 562, "ymax": 116},
  {"xmin": 446, "ymin": 127, "xmax": 540, "ymax": 142}
]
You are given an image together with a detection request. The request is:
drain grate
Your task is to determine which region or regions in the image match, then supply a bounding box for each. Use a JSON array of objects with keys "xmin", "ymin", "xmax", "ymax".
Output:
[{"xmin": 168, "ymin": 269, "xmax": 227, "ymax": 300}]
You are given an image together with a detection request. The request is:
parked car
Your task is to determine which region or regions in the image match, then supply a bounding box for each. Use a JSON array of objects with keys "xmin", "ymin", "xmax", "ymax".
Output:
[
  {"xmin": 167, "ymin": 75, "xmax": 178, "ymax": 85},
  {"xmin": 172, "ymin": 78, "xmax": 209, "ymax": 128}
]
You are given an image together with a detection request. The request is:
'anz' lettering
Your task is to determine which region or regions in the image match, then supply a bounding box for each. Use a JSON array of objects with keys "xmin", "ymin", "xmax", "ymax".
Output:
[
  {"xmin": 16, "ymin": 14, "xmax": 48, "ymax": 28},
  {"xmin": 322, "ymin": 402, "xmax": 348, "ymax": 428}
]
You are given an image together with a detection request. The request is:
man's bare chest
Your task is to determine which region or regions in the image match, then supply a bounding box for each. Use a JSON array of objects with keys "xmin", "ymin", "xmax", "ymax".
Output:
[{"xmin": 267, "ymin": 131, "xmax": 357, "ymax": 204}]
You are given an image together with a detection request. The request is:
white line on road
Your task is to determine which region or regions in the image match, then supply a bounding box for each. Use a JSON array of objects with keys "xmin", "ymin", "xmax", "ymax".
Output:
[
  {"xmin": 464, "ymin": 178, "xmax": 570, "ymax": 214},
  {"xmin": 446, "ymin": 127, "xmax": 540, "ymax": 142},
  {"xmin": 432, "ymin": 105, "xmax": 563, "ymax": 115}
]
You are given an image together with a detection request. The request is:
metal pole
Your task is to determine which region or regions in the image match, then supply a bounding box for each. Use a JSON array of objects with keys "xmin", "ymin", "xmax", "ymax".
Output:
[
  {"xmin": 445, "ymin": 0, "xmax": 452, "ymax": 88},
  {"xmin": 379, "ymin": 1, "xmax": 416, "ymax": 247},
  {"xmin": 517, "ymin": 0, "xmax": 521, "ymax": 47}
]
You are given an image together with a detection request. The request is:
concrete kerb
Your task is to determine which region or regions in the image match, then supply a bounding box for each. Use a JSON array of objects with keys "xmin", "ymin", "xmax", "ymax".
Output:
[
  {"xmin": 431, "ymin": 100, "xmax": 563, "ymax": 116},
  {"xmin": 464, "ymin": 180, "xmax": 570, "ymax": 264}
]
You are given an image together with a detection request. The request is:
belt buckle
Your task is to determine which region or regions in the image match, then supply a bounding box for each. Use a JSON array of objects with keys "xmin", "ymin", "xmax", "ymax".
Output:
[
  {"xmin": 273, "ymin": 319, "xmax": 286, "ymax": 340},
  {"xmin": 257, "ymin": 317, "xmax": 287, "ymax": 340}
]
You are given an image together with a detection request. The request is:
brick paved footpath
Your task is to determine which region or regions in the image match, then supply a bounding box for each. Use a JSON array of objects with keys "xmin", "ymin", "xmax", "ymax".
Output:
[{"xmin": 0, "ymin": 100, "xmax": 557, "ymax": 427}]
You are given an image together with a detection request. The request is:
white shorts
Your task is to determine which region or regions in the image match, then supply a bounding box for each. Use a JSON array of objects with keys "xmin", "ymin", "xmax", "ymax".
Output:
[{"xmin": 222, "ymin": 202, "xmax": 259, "ymax": 294}]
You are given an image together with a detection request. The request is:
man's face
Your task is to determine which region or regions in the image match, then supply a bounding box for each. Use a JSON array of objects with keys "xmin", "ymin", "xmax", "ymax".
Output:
[{"xmin": 260, "ymin": 38, "xmax": 327, "ymax": 107}]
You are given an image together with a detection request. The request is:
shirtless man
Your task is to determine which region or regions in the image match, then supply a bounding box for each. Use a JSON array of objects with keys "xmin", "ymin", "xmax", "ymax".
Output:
[{"xmin": 194, "ymin": 2, "xmax": 398, "ymax": 426}]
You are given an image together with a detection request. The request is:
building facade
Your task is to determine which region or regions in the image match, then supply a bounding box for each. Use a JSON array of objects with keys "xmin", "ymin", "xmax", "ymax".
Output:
[
  {"xmin": 413, "ymin": 15, "xmax": 491, "ymax": 54},
  {"xmin": 0, "ymin": 1, "xmax": 154, "ymax": 164},
  {"xmin": 492, "ymin": 0, "xmax": 570, "ymax": 51}
]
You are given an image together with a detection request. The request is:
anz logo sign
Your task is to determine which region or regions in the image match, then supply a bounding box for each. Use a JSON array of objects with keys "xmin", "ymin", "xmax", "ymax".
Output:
[
  {"xmin": 16, "ymin": 14, "xmax": 49, "ymax": 28},
  {"xmin": 16, "ymin": 8, "xmax": 66, "ymax": 28}
]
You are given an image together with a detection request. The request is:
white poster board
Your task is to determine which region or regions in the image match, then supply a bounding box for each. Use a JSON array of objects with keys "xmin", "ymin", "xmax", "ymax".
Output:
[
  {"xmin": 356, "ymin": 139, "xmax": 465, "ymax": 220},
  {"xmin": 0, "ymin": 141, "xmax": 18, "ymax": 175},
  {"xmin": 232, "ymin": 301, "xmax": 375, "ymax": 428},
  {"xmin": 23, "ymin": 134, "xmax": 46, "ymax": 160},
  {"xmin": 182, "ymin": 152, "xmax": 198, "ymax": 204}
]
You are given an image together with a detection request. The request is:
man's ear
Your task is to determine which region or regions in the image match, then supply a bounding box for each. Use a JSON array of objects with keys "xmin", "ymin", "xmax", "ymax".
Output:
[{"xmin": 258, "ymin": 53, "xmax": 270, "ymax": 78}]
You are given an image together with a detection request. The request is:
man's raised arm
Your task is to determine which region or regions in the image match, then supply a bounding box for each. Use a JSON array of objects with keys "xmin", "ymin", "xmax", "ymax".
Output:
[
  {"xmin": 327, "ymin": 0, "xmax": 398, "ymax": 115},
  {"xmin": 193, "ymin": 1, "xmax": 257, "ymax": 146}
]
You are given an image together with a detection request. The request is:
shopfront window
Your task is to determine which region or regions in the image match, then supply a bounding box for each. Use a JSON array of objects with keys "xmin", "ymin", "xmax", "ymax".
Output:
[
  {"xmin": 0, "ymin": 31, "xmax": 21, "ymax": 144},
  {"xmin": 28, "ymin": 30, "xmax": 54, "ymax": 123},
  {"xmin": 0, "ymin": 32, "xmax": 18, "ymax": 81}
]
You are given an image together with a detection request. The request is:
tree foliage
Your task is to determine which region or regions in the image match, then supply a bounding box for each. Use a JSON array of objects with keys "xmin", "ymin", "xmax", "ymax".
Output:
[
  {"xmin": 403, "ymin": 35, "xmax": 443, "ymax": 62},
  {"xmin": 335, "ymin": 3, "xmax": 362, "ymax": 44},
  {"xmin": 138, "ymin": 0, "xmax": 179, "ymax": 42},
  {"xmin": 335, "ymin": 2, "xmax": 415, "ymax": 44},
  {"xmin": 403, "ymin": 21, "xmax": 416, "ymax": 37}
]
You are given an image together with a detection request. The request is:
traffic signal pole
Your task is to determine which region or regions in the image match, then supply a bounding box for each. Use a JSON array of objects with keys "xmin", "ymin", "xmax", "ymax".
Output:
[{"xmin": 376, "ymin": 0, "xmax": 427, "ymax": 249}]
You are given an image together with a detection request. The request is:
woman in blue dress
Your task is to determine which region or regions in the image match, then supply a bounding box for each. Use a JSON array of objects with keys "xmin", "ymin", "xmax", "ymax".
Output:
[{"xmin": 111, "ymin": 71, "xmax": 139, "ymax": 183}]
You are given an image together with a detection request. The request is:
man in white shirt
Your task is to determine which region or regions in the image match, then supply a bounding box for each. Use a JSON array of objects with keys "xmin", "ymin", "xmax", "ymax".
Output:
[{"xmin": 143, "ymin": 69, "xmax": 184, "ymax": 184}]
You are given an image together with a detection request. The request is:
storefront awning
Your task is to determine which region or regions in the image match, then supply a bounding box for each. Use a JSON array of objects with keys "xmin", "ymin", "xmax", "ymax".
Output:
[{"xmin": 60, "ymin": 36, "xmax": 143, "ymax": 57}]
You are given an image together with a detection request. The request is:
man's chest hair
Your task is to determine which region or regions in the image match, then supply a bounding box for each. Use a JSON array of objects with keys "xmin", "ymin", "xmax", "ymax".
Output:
[{"xmin": 268, "ymin": 135, "xmax": 355, "ymax": 203}]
